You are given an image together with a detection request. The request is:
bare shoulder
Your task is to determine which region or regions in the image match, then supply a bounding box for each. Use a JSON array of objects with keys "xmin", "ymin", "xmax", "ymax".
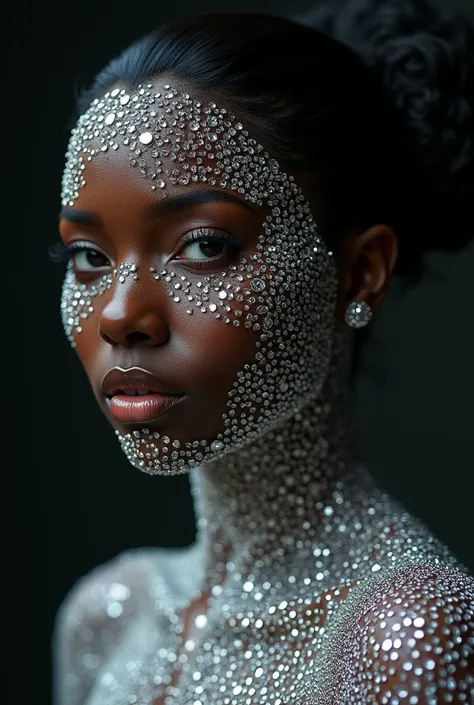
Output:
[{"xmin": 333, "ymin": 562, "xmax": 474, "ymax": 704}]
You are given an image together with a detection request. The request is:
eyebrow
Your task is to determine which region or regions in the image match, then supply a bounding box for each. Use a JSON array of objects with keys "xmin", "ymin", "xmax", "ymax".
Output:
[
  {"xmin": 59, "ymin": 189, "xmax": 258, "ymax": 226},
  {"xmin": 58, "ymin": 208, "xmax": 102, "ymax": 226},
  {"xmin": 143, "ymin": 189, "xmax": 258, "ymax": 218}
]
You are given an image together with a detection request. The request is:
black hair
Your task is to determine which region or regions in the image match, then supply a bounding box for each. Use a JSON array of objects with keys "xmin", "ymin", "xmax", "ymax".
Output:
[{"xmin": 77, "ymin": 0, "xmax": 474, "ymax": 280}]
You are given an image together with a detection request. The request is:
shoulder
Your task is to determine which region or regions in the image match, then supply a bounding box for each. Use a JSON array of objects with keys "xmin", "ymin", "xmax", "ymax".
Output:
[
  {"xmin": 56, "ymin": 548, "xmax": 166, "ymax": 635},
  {"xmin": 53, "ymin": 546, "xmax": 200, "ymax": 705},
  {"xmin": 56, "ymin": 544, "xmax": 200, "ymax": 631},
  {"xmin": 332, "ymin": 562, "xmax": 474, "ymax": 704}
]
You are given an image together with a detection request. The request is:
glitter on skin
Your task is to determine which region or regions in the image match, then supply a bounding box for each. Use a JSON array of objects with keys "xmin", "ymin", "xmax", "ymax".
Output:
[{"xmin": 55, "ymin": 84, "xmax": 474, "ymax": 705}]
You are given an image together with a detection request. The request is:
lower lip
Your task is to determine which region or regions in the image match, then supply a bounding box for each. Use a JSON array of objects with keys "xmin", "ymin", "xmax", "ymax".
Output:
[{"xmin": 108, "ymin": 394, "xmax": 184, "ymax": 424}]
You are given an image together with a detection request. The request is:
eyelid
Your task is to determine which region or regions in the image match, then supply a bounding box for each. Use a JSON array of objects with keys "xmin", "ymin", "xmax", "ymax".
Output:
[
  {"xmin": 175, "ymin": 228, "xmax": 244, "ymax": 253},
  {"xmin": 69, "ymin": 239, "xmax": 109, "ymax": 254},
  {"xmin": 167, "ymin": 228, "xmax": 245, "ymax": 272},
  {"xmin": 71, "ymin": 240, "xmax": 114, "ymax": 264}
]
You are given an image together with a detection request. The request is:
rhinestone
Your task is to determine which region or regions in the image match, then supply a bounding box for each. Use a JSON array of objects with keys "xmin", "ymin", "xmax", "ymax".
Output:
[
  {"xmin": 251, "ymin": 278, "xmax": 265, "ymax": 292},
  {"xmin": 139, "ymin": 131, "xmax": 153, "ymax": 145}
]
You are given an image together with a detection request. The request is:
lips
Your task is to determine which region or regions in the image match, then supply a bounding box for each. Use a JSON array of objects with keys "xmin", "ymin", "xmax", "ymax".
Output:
[{"xmin": 101, "ymin": 367, "xmax": 185, "ymax": 424}]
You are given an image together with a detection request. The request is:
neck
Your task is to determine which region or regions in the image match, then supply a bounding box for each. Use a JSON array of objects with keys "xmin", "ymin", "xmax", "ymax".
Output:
[{"xmin": 190, "ymin": 327, "xmax": 364, "ymax": 581}]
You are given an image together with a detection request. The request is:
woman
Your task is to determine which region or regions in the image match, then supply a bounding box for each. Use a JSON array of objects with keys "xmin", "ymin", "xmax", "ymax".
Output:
[{"xmin": 52, "ymin": 0, "xmax": 474, "ymax": 703}]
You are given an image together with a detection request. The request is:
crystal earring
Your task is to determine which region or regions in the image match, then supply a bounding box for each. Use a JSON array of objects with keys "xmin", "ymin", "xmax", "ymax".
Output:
[{"xmin": 344, "ymin": 300, "xmax": 372, "ymax": 329}]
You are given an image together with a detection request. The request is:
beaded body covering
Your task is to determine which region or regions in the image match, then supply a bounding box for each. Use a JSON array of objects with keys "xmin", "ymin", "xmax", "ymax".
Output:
[
  {"xmin": 54, "ymin": 341, "xmax": 474, "ymax": 705},
  {"xmin": 54, "ymin": 82, "xmax": 474, "ymax": 704}
]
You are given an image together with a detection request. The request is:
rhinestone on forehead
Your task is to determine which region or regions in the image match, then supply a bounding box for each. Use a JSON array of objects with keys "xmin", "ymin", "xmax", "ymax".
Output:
[
  {"xmin": 60, "ymin": 83, "xmax": 339, "ymax": 475},
  {"xmin": 62, "ymin": 84, "xmax": 270, "ymax": 205}
]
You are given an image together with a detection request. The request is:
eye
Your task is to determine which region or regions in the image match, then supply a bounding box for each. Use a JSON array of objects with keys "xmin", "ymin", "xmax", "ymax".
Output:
[
  {"xmin": 56, "ymin": 241, "xmax": 111, "ymax": 273},
  {"xmin": 73, "ymin": 247, "xmax": 111, "ymax": 272},
  {"xmin": 48, "ymin": 240, "xmax": 112, "ymax": 273},
  {"xmin": 175, "ymin": 228, "xmax": 244, "ymax": 266},
  {"xmin": 180, "ymin": 239, "xmax": 227, "ymax": 260}
]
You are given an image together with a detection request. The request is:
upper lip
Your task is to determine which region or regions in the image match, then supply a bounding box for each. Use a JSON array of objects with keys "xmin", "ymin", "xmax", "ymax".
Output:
[{"xmin": 101, "ymin": 367, "xmax": 184, "ymax": 398}]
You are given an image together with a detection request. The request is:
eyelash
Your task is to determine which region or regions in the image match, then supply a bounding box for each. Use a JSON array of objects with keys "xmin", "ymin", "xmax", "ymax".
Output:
[
  {"xmin": 48, "ymin": 229, "xmax": 244, "ymax": 267},
  {"xmin": 48, "ymin": 241, "xmax": 101, "ymax": 264}
]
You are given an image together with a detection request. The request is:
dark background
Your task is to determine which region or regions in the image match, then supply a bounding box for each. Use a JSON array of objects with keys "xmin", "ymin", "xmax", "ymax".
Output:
[{"xmin": 11, "ymin": 0, "xmax": 473, "ymax": 703}]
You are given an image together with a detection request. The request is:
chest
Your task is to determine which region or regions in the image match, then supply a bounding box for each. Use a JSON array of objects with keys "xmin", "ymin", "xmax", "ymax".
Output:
[{"xmin": 86, "ymin": 590, "xmax": 345, "ymax": 705}]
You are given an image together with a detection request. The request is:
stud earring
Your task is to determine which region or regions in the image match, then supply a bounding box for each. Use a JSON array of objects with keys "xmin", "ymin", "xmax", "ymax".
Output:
[
  {"xmin": 344, "ymin": 300, "xmax": 372, "ymax": 329},
  {"xmin": 116, "ymin": 262, "xmax": 139, "ymax": 283}
]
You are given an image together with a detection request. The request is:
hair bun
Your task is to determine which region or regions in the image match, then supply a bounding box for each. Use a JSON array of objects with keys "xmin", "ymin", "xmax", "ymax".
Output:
[{"xmin": 300, "ymin": 0, "xmax": 474, "ymax": 255}]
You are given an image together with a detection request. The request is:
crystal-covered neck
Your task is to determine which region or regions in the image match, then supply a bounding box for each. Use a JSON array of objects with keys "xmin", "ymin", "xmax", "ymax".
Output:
[{"xmin": 190, "ymin": 325, "xmax": 361, "ymax": 576}]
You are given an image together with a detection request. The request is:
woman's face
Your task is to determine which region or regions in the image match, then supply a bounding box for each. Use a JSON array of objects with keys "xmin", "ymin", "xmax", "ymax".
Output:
[{"xmin": 59, "ymin": 80, "xmax": 339, "ymax": 474}]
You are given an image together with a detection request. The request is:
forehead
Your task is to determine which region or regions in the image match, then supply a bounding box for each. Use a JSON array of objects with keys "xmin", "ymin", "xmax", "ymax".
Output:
[{"xmin": 61, "ymin": 80, "xmax": 311, "ymax": 222}]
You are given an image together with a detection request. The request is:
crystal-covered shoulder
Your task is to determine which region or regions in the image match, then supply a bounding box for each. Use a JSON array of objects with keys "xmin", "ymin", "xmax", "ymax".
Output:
[
  {"xmin": 53, "ymin": 546, "xmax": 203, "ymax": 705},
  {"xmin": 300, "ymin": 562, "xmax": 474, "ymax": 704}
]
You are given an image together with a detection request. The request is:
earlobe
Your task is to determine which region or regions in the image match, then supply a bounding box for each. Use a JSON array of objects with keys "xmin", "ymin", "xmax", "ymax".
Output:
[{"xmin": 334, "ymin": 223, "xmax": 398, "ymax": 327}]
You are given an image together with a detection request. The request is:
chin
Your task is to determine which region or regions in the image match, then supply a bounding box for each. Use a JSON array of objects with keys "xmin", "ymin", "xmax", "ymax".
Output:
[{"xmin": 111, "ymin": 421, "xmax": 226, "ymax": 476}]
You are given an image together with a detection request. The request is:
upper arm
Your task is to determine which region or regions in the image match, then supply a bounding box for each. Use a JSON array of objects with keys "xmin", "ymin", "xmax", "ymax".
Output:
[
  {"xmin": 53, "ymin": 550, "xmax": 159, "ymax": 705},
  {"xmin": 334, "ymin": 565, "xmax": 474, "ymax": 704}
]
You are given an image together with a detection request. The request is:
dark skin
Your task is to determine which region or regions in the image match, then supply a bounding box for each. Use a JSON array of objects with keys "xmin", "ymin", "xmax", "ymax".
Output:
[
  {"xmin": 58, "ymin": 140, "xmax": 398, "ymax": 702},
  {"xmin": 60, "ymin": 152, "xmax": 266, "ymax": 445},
  {"xmin": 59, "ymin": 149, "xmax": 398, "ymax": 436}
]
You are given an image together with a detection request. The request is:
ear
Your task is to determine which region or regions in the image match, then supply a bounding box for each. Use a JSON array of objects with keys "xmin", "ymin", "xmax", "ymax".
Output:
[{"xmin": 334, "ymin": 224, "xmax": 399, "ymax": 325}]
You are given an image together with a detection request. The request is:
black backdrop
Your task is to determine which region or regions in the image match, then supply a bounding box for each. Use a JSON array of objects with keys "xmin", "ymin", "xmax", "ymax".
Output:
[{"xmin": 11, "ymin": 0, "xmax": 474, "ymax": 703}]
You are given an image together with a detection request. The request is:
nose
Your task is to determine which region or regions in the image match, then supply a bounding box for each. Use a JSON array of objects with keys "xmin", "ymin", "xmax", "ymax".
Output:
[{"xmin": 99, "ymin": 276, "xmax": 170, "ymax": 347}]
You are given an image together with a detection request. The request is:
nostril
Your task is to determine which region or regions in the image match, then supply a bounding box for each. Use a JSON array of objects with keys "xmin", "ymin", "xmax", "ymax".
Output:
[
  {"xmin": 125, "ymin": 331, "xmax": 152, "ymax": 344},
  {"xmin": 99, "ymin": 330, "xmax": 115, "ymax": 346}
]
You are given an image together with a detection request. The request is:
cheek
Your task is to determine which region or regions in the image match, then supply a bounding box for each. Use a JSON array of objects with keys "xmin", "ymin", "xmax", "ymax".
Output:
[
  {"xmin": 60, "ymin": 267, "xmax": 112, "ymax": 387},
  {"xmin": 153, "ymin": 262, "xmax": 264, "ymax": 398},
  {"xmin": 176, "ymin": 314, "xmax": 259, "ymax": 396},
  {"xmin": 60, "ymin": 265, "xmax": 111, "ymax": 346}
]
